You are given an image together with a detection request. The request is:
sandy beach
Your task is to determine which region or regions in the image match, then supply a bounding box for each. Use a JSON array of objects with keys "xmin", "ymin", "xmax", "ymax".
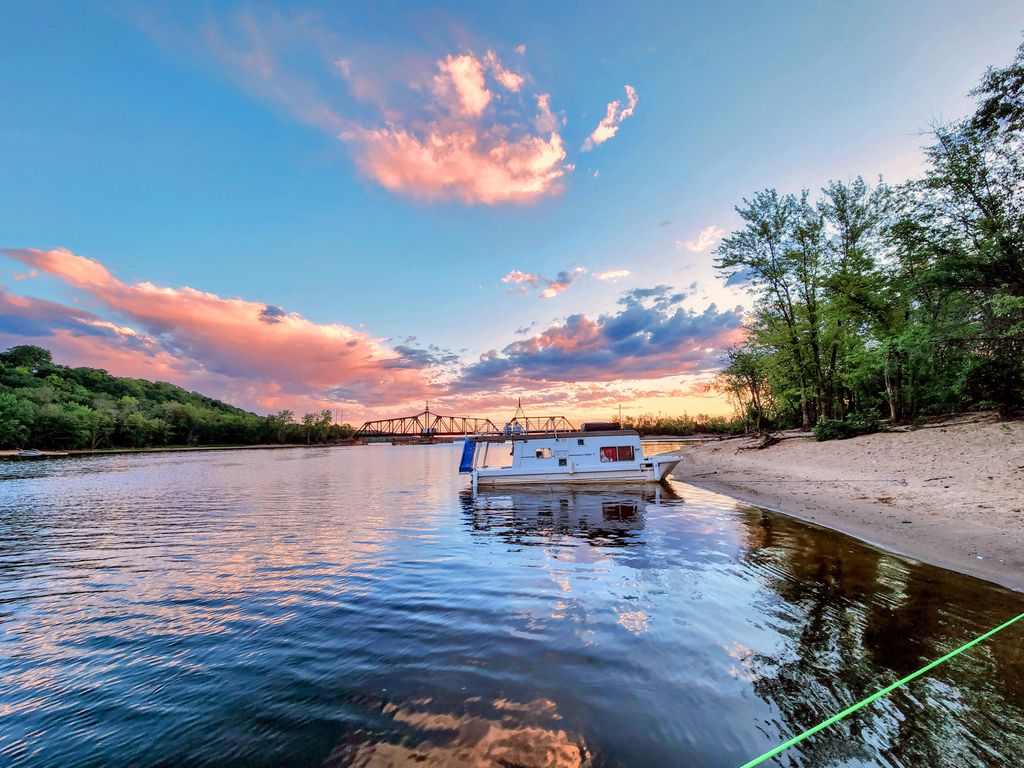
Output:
[{"xmin": 673, "ymin": 415, "xmax": 1024, "ymax": 592}]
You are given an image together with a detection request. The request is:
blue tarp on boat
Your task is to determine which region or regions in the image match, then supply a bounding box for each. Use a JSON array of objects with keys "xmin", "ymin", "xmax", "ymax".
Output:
[{"xmin": 458, "ymin": 440, "xmax": 476, "ymax": 473}]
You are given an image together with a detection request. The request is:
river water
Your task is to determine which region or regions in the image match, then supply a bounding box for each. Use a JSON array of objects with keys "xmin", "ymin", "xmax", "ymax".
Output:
[{"xmin": 1, "ymin": 444, "xmax": 1022, "ymax": 767}]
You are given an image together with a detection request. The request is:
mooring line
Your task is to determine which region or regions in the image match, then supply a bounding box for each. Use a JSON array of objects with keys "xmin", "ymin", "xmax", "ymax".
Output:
[{"xmin": 738, "ymin": 610, "xmax": 1024, "ymax": 768}]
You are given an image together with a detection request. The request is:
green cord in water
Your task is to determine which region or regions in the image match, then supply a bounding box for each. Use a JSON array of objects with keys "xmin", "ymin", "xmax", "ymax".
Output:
[{"xmin": 739, "ymin": 610, "xmax": 1024, "ymax": 768}]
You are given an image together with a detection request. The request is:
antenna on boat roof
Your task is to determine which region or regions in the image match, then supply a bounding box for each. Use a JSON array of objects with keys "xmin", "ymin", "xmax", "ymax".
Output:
[{"xmin": 513, "ymin": 397, "xmax": 526, "ymax": 421}]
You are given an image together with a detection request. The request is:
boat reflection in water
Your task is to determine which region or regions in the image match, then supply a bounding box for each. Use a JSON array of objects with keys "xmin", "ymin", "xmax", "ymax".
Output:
[
  {"xmin": 461, "ymin": 483, "xmax": 681, "ymax": 548},
  {"xmin": 330, "ymin": 485, "xmax": 689, "ymax": 767}
]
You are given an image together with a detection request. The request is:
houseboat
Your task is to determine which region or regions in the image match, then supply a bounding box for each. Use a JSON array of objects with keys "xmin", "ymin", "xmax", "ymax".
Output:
[{"xmin": 459, "ymin": 424, "xmax": 684, "ymax": 487}]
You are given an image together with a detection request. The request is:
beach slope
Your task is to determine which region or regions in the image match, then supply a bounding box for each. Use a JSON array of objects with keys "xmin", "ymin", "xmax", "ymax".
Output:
[{"xmin": 673, "ymin": 417, "xmax": 1024, "ymax": 591}]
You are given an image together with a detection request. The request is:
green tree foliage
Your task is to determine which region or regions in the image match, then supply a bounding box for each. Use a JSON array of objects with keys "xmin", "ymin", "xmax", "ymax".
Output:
[
  {"xmin": 0, "ymin": 346, "xmax": 355, "ymax": 450},
  {"xmin": 716, "ymin": 40, "xmax": 1024, "ymax": 428},
  {"xmin": 0, "ymin": 392, "xmax": 35, "ymax": 447},
  {"xmin": 617, "ymin": 412, "xmax": 744, "ymax": 436},
  {"xmin": 715, "ymin": 346, "xmax": 777, "ymax": 430}
]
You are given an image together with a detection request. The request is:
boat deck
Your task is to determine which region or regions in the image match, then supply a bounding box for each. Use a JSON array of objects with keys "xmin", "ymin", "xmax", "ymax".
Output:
[{"xmin": 470, "ymin": 429, "xmax": 638, "ymax": 443}]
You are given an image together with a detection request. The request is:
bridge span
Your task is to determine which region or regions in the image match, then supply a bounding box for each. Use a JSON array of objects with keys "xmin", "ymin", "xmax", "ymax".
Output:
[{"xmin": 356, "ymin": 406, "xmax": 575, "ymax": 438}]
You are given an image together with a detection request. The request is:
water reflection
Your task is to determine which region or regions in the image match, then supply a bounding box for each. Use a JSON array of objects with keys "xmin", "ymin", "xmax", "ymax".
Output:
[
  {"xmin": 461, "ymin": 484, "xmax": 680, "ymax": 547},
  {"xmin": 0, "ymin": 450, "xmax": 1022, "ymax": 767},
  {"xmin": 734, "ymin": 508, "xmax": 1024, "ymax": 767},
  {"xmin": 324, "ymin": 695, "xmax": 588, "ymax": 767}
]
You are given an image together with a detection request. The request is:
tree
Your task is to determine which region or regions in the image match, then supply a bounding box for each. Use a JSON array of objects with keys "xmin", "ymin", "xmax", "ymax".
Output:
[
  {"xmin": 301, "ymin": 412, "xmax": 317, "ymax": 444},
  {"xmin": 970, "ymin": 40, "xmax": 1024, "ymax": 137},
  {"xmin": 713, "ymin": 39, "xmax": 1024, "ymax": 425},
  {"xmin": 716, "ymin": 190, "xmax": 817, "ymax": 428},
  {"xmin": 266, "ymin": 410, "xmax": 295, "ymax": 443},
  {"xmin": 818, "ymin": 177, "xmax": 891, "ymax": 417},
  {"xmin": 0, "ymin": 392, "xmax": 35, "ymax": 448},
  {"xmin": 897, "ymin": 44, "xmax": 1024, "ymax": 416},
  {"xmin": 0, "ymin": 344, "xmax": 341, "ymax": 450},
  {"xmin": 0, "ymin": 345, "xmax": 52, "ymax": 372},
  {"xmin": 314, "ymin": 409, "xmax": 333, "ymax": 442},
  {"xmin": 716, "ymin": 347, "xmax": 775, "ymax": 430}
]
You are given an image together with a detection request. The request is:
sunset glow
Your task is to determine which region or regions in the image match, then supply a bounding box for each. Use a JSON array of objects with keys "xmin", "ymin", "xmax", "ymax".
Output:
[{"xmin": 2, "ymin": 2, "xmax": 1019, "ymax": 424}]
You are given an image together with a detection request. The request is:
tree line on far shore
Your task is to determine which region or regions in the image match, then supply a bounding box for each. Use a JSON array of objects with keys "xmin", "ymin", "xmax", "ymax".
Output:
[
  {"xmin": 615, "ymin": 413, "xmax": 741, "ymax": 437},
  {"xmin": 0, "ymin": 345, "xmax": 355, "ymax": 450},
  {"xmin": 714, "ymin": 40, "xmax": 1024, "ymax": 436}
]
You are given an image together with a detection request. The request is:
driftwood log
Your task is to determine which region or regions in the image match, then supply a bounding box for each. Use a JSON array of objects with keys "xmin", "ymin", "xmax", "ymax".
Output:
[{"xmin": 735, "ymin": 431, "xmax": 785, "ymax": 453}]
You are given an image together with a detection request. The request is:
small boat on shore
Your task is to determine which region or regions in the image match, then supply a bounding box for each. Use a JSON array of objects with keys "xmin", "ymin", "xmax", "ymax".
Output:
[
  {"xmin": 459, "ymin": 424, "xmax": 683, "ymax": 488},
  {"xmin": 13, "ymin": 449, "xmax": 68, "ymax": 459}
]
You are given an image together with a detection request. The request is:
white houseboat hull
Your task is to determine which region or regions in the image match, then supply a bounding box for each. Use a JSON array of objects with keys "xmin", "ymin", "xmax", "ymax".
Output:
[{"xmin": 474, "ymin": 463, "xmax": 680, "ymax": 486}]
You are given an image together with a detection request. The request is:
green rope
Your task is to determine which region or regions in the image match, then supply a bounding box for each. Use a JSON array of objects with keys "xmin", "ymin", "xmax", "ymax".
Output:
[{"xmin": 739, "ymin": 610, "xmax": 1024, "ymax": 768}]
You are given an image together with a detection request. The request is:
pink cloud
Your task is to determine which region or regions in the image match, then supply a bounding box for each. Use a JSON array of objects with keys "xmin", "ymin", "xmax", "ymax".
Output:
[
  {"xmin": 345, "ymin": 125, "xmax": 568, "ymax": 205},
  {"xmin": 502, "ymin": 267, "xmax": 586, "ymax": 298},
  {"xmin": 141, "ymin": 9, "xmax": 656, "ymax": 205},
  {"xmin": 539, "ymin": 267, "xmax": 586, "ymax": 298},
  {"xmin": 0, "ymin": 252, "xmax": 740, "ymax": 423},
  {"xmin": 2, "ymin": 248, "xmax": 437, "ymax": 410},
  {"xmin": 339, "ymin": 47, "xmax": 571, "ymax": 204},
  {"xmin": 582, "ymin": 85, "xmax": 638, "ymax": 151},
  {"xmin": 682, "ymin": 225, "xmax": 726, "ymax": 253},
  {"xmin": 484, "ymin": 50, "xmax": 523, "ymax": 92},
  {"xmin": 434, "ymin": 53, "xmax": 491, "ymax": 117},
  {"xmin": 0, "ymin": 287, "xmax": 249, "ymax": 402},
  {"xmin": 142, "ymin": 11, "xmax": 574, "ymax": 205},
  {"xmin": 456, "ymin": 288, "xmax": 746, "ymax": 390},
  {"xmin": 534, "ymin": 93, "xmax": 559, "ymax": 133},
  {"xmin": 594, "ymin": 269, "xmax": 630, "ymax": 281},
  {"xmin": 502, "ymin": 270, "xmax": 542, "ymax": 287},
  {"xmin": 431, "ymin": 50, "xmax": 522, "ymax": 118}
]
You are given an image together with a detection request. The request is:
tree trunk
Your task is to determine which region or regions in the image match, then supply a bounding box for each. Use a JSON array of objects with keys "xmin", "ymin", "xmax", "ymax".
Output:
[
  {"xmin": 883, "ymin": 347, "xmax": 905, "ymax": 421},
  {"xmin": 821, "ymin": 344, "xmax": 839, "ymax": 420}
]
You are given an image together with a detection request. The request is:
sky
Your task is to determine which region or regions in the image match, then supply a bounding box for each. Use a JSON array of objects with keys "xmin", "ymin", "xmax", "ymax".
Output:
[{"xmin": 1, "ymin": 1, "xmax": 1022, "ymax": 425}]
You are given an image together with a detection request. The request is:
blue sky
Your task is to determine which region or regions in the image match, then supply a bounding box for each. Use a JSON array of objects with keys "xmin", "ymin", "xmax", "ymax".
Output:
[{"xmin": 1, "ymin": 1, "xmax": 1021, "ymax": 420}]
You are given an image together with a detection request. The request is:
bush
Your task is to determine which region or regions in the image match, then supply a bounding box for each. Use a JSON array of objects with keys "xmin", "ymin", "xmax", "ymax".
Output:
[{"xmin": 813, "ymin": 413, "xmax": 879, "ymax": 441}]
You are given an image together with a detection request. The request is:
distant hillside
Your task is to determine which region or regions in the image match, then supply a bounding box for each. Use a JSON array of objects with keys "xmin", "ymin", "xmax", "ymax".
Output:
[{"xmin": 0, "ymin": 345, "xmax": 352, "ymax": 450}]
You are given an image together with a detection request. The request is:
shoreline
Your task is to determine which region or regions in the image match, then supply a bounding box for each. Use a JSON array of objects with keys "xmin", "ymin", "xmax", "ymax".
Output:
[
  {"xmin": 672, "ymin": 417, "xmax": 1024, "ymax": 593},
  {"xmin": 0, "ymin": 442, "xmax": 363, "ymax": 459}
]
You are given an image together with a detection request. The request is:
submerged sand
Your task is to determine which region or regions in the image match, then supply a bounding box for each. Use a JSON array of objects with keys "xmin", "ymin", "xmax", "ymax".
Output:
[{"xmin": 673, "ymin": 416, "xmax": 1024, "ymax": 592}]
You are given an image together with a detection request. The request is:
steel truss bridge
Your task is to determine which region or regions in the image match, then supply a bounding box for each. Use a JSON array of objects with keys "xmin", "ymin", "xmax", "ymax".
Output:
[{"xmin": 356, "ymin": 407, "xmax": 576, "ymax": 438}]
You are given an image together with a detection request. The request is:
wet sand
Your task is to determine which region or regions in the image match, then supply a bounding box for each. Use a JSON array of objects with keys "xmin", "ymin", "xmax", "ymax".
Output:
[{"xmin": 673, "ymin": 416, "xmax": 1024, "ymax": 592}]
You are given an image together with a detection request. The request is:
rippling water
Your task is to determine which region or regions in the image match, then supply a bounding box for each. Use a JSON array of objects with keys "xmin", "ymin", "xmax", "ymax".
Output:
[{"xmin": 1, "ymin": 445, "xmax": 1022, "ymax": 767}]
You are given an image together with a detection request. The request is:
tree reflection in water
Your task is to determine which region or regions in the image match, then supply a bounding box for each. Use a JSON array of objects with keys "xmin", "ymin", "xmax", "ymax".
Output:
[{"xmin": 735, "ymin": 509, "xmax": 1024, "ymax": 767}]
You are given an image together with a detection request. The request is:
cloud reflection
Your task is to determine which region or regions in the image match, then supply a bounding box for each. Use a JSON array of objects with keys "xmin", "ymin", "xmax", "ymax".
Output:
[{"xmin": 325, "ymin": 695, "xmax": 589, "ymax": 767}]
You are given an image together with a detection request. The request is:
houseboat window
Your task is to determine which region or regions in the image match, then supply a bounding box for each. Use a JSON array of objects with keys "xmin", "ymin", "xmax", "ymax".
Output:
[
  {"xmin": 558, "ymin": 458, "xmax": 568, "ymax": 467},
  {"xmin": 577, "ymin": 439, "xmax": 585, "ymax": 446},
  {"xmin": 600, "ymin": 446, "xmax": 635, "ymax": 462},
  {"xmin": 535, "ymin": 447, "xmax": 553, "ymax": 459}
]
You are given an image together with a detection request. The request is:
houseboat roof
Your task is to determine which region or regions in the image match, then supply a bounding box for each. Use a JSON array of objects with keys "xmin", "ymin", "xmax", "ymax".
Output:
[{"xmin": 470, "ymin": 429, "xmax": 638, "ymax": 443}]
